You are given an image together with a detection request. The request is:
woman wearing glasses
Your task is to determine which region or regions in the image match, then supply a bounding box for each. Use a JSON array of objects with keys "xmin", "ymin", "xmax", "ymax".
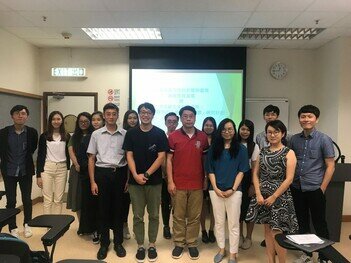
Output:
[
  {"xmin": 67, "ymin": 112, "xmax": 93, "ymax": 228},
  {"xmin": 246, "ymin": 120, "xmax": 298, "ymax": 263},
  {"xmin": 206, "ymin": 118, "xmax": 249, "ymax": 263}
]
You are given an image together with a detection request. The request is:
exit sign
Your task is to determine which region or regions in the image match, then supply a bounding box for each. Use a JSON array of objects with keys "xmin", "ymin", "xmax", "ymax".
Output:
[{"xmin": 51, "ymin": 67, "xmax": 86, "ymax": 77}]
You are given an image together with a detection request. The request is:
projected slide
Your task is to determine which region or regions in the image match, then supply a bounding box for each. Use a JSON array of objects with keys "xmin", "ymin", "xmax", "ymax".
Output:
[{"xmin": 131, "ymin": 69, "xmax": 243, "ymax": 131}]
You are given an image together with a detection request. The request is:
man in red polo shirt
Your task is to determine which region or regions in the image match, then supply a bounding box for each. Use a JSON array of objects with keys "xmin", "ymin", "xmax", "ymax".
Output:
[{"xmin": 167, "ymin": 105, "xmax": 209, "ymax": 260}]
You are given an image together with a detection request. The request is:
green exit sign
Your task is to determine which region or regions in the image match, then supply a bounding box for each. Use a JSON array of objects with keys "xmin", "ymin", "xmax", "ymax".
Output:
[{"xmin": 51, "ymin": 67, "xmax": 86, "ymax": 77}]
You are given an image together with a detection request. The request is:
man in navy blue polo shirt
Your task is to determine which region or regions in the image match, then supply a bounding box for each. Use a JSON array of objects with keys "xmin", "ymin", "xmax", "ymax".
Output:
[{"xmin": 290, "ymin": 105, "xmax": 335, "ymax": 263}]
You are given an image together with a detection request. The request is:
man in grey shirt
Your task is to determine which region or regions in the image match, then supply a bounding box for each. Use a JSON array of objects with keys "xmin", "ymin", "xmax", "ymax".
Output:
[
  {"xmin": 255, "ymin": 105, "xmax": 281, "ymax": 149},
  {"xmin": 88, "ymin": 103, "xmax": 127, "ymax": 260},
  {"xmin": 290, "ymin": 105, "xmax": 335, "ymax": 263}
]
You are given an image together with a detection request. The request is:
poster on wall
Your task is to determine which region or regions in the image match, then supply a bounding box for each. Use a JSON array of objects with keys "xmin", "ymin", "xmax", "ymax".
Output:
[{"xmin": 107, "ymin": 89, "xmax": 120, "ymax": 106}]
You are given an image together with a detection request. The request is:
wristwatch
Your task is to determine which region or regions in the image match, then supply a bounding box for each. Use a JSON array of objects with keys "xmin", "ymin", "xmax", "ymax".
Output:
[
  {"xmin": 231, "ymin": 187, "xmax": 235, "ymax": 192},
  {"xmin": 144, "ymin": 172, "xmax": 150, "ymax": 179}
]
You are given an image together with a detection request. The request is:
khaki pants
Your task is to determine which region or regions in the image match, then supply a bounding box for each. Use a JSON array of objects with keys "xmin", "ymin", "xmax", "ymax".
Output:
[
  {"xmin": 41, "ymin": 161, "xmax": 67, "ymax": 214},
  {"xmin": 172, "ymin": 189, "xmax": 203, "ymax": 247}
]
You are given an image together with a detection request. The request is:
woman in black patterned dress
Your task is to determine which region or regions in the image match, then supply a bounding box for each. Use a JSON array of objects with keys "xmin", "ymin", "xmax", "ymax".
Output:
[{"xmin": 246, "ymin": 120, "xmax": 298, "ymax": 263}]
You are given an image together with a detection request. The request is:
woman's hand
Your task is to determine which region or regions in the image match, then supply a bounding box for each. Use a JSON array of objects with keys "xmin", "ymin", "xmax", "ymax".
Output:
[
  {"xmin": 222, "ymin": 189, "xmax": 234, "ymax": 198},
  {"xmin": 214, "ymin": 188, "xmax": 225, "ymax": 198},
  {"xmin": 256, "ymin": 194, "xmax": 265, "ymax": 205},
  {"xmin": 264, "ymin": 195, "xmax": 277, "ymax": 207},
  {"xmin": 74, "ymin": 163, "xmax": 80, "ymax": 173},
  {"xmin": 36, "ymin": 177, "xmax": 43, "ymax": 188}
]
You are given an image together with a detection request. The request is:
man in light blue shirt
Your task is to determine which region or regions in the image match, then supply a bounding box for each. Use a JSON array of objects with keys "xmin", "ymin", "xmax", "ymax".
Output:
[{"xmin": 290, "ymin": 105, "xmax": 335, "ymax": 263}]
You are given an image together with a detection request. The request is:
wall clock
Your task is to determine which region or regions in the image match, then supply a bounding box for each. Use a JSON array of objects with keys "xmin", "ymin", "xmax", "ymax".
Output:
[{"xmin": 270, "ymin": 62, "xmax": 288, "ymax": 80}]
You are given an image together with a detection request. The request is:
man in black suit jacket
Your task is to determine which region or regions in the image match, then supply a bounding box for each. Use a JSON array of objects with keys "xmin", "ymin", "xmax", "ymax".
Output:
[{"xmin": 0, "ymin": 105, "xmax": 38, "ymax": 238}]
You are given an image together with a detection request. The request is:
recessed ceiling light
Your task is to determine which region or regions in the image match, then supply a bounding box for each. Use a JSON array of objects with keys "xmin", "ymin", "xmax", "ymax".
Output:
[
  {"xmin": 238, "ymin": 28, "xmax": 325, "ymax": 40},
  {"xmin": 82, "ymin": 28, "xmax": 162, "ymax": 40}
]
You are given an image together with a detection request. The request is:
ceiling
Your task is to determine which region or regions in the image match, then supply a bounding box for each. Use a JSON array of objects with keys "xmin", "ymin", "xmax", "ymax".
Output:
[{"xmin": 1, "ymin": 0, "xmax": 351, "ymax": 49}]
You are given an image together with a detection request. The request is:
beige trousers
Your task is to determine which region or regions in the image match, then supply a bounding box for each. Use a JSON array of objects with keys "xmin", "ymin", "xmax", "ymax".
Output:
[
  {"xmin": 41, "ymin": 161, "xmax": 67, "ymax": 214},
  {"xmin": 172, "ymin": 189, "xmax": 203, "ymax": 247}
]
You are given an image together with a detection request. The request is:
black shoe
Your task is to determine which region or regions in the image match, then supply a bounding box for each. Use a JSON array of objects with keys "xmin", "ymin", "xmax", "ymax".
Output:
[
  {"xmin": 188, "ymin": 247, "xmax": 199, "ymax": 260},
  {"xmin": 172, "ymin": 246, "xmax": 184, "ymax": 259},
  {"xmin": 202, "ymin": 230, "xmax": 209, "ymax": 243},
  {"xmin": 97, "ymin": 246, "xmax": 108, "ymax": 260},
  {"xmin": 208, "ymin": 230, "xmax": 216, "ymax": 243},
  {"xmin": 147, "ymin": 247, "xmax": 158, "ymax": 262},
  {"xmin": 136, "ymin": 247, "xmax": 146, "ymax": 263},
  {"xmin": 260, "ymin": 240, "xmax": 266, "ymax": 247},
  {"xmin": 114, "ymin": 244, "xmax": 126, "ymax": 257},
  {"xmin": 163, "ymin": 226, "xmax": 171, "ymax": 239}
]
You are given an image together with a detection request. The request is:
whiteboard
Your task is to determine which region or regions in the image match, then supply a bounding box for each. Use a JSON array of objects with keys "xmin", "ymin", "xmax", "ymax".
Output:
[{"xmin": 245, "ymin": 98, "xmax": 289, "ymax": 138}]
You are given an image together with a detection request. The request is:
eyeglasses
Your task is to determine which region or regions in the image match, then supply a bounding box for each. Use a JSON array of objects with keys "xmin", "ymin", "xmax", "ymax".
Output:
[
  {"xmin": 267, "ymin": 130, "xmax": 281, "ymax": 136},
  {"xmin": 140, "ymin": 111, "xmax": 153, "ymax": 116},
  {"xmin": 222, "ymin": 128, "xmax": 234, "ymax": 133},
  {"xmin": 79, "ymin": 120, "xmax": 90, "ymax": 125}
]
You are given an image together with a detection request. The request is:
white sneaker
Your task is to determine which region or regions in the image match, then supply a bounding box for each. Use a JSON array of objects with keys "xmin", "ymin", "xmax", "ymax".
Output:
[
  {"xmin": 239, "ymin": 235, "xmax": 244, "ymax": 248},
  {"xmin": 123, "ymin": 225, "xmax": 131, "ymax": 239},
  {"xmin": 294, "ymin": 254, "xmax": 313, "ymax": 263},
  {"xmin": 10, "ymin": 228, "xmax": 19, "ymax": 238},
  {"xmin": 241, "ymin": 237, "xmax": 252, "ymax": 250},
  {"xmin": 24, "ymin": 224, "xmax": 32, "ymax": 238}
]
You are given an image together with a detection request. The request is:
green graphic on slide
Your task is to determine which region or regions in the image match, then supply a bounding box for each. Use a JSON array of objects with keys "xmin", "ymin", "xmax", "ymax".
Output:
[{"xmin": 216, "ymin": 73, "xmax": 243, "ymax": 125}]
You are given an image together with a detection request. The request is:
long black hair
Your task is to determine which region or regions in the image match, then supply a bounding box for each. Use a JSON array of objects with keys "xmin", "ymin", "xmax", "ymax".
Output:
[
  {"xmin": 123, "ymin": 110, "xmax": 140, "ymax": 130},
  {"xmin": 238, "ymin": 119, "xmax": 255, "ymax": 158},
  {"xmin": 265, "ymin": 120, "xmax": 287, "ymax": 146},
  {"xmin": 71, "ymin": 112, "xmax": 93, "ymax": 153},
  {"xmin": 202, "ymin": 117, "xmax": 217, "ymax": 143},
  {"xmin": 46, "ymin": 111, "xmax": 68, "ymax": 141},
  {"xmin": 212, "ymin": 118, "xmax": 240, "ymax": 160}
]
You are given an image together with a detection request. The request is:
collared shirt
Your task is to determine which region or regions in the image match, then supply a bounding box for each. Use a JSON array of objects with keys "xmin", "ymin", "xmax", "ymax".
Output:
[
  {"xmin": 290, "ymin": 129, "xmax": 334, "ymax": 192},
  {"xmin": 7, "ymin": 126, "xmax": 27, "ymax": 176},
  {"xmin": 87, "ymin": 125, "xmax": 127, "ymax": 168},
  {"xmin": 168, "ymin": 127, "xmax": 209, "ymax": 190}
]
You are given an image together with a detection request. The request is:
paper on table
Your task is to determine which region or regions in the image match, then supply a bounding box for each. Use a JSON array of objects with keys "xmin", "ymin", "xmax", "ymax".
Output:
[{"xmin": 286, "ymin": 234, "xmax": 324, "ymax": 245}]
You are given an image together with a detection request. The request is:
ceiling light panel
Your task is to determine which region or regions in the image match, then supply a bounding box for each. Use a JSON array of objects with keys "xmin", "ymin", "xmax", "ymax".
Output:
[
  {"xmin": 82, "ymin": 28, "xmax": 162, "ymax": 40},
  {"xmin": 238, "ymin": 27, "xmax": 325, "ymax": 40}
]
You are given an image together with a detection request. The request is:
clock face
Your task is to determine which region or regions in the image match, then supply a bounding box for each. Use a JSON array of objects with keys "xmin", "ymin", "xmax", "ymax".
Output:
[{"xmin": 270, "ymin": 62, "xmax": 288, "ymax": 80}]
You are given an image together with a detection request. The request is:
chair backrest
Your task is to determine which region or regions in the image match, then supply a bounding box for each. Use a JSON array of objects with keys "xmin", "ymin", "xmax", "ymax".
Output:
[{"xmin": 0, "ymin": 233, "xmax": 32, "ymax": 263}]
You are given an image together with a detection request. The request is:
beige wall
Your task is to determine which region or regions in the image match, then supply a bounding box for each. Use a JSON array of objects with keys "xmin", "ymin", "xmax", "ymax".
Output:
[
  {"xmin": 0, "ymin": 28, "xmax": 39, "ymax": 94},
  {"xmin": 39, "ymin": 48, "xmax": 129, "ymax": 119},
  {"xmin": 0, "ymin": 28, "xmax": 41, "ymax": 207}
]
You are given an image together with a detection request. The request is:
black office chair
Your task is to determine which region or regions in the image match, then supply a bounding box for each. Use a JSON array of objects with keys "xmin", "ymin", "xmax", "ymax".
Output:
[{"xmin": 0, "ymin": 215, "xmax": 105, "ymax": 263}]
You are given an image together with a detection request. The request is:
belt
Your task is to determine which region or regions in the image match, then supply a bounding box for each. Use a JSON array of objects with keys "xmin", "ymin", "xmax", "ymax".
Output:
[{"xmin": 95, "ymin": 166, "xmax": 125, "ymax": 172}]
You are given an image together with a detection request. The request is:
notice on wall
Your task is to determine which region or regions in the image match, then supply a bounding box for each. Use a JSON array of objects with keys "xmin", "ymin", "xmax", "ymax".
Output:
[{"xmin": 107, "ymin": 88, "xmax": 120, "ymax": 106}]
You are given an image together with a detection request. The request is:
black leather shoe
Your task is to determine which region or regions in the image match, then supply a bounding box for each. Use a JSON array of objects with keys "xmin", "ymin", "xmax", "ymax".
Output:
[
  {"xmin": 97, "ymin": 246, "xmax": 108, "ymax": 260},
  {"xmin": 114, "ymin": 244, "xmax": 126, "ymax": 257}
]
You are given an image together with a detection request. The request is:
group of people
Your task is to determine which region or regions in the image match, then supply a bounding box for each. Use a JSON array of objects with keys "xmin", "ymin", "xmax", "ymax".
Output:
[{"xmin": 0, "ymin": 102, "xmax": 335, "ymax": 263}]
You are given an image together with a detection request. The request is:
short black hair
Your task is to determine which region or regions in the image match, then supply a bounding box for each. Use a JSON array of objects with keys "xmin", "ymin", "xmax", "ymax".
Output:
[
  {"xmin": 164, "ymin": 112, "xmax": 179, "ymax": 122},
  {"xmin": 298, "ymin": 105, "xmax": 320, "ymax": 118},
  {"xmin": 10, "ymin": 105, "xmax": 29, "ymax": 116},
  {"xmin": 263, "ymin": 104, "xmax": 280, "ymax": 116},
  {"xmin": 138, "ymin": 102, "xmax": 155, "ymax": 115},
  {"xmin": 265, "ymin": 120, "xmax": 287, "ymax": 146},
  {"xmin": 103, "ymin": 103, "xmax": 119, "ymax": 113},
  {"xmin": 179, "ymin": 105, "xmax": 196, "ymax": 116}
]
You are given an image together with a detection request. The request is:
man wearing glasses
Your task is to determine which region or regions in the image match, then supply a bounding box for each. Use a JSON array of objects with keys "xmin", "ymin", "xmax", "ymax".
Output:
[{"xmin": 123, "ymin": 102, "xmax": 169, "ymax": 263}]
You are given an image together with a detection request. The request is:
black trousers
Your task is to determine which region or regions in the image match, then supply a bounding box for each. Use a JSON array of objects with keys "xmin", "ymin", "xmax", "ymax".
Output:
[
  {"xmin": 95, "ymin": 166, "xmax": 127, "ymax": 247},
  {"xmin": 121, "ymin": 192, "xmax": 130, "ymax": 224},
  {"xmin": 290, "ymin": 186, "xmax": 329, "ymax": 259},
  {"xmin": 161, "ymin": 178, "xmax": 171, "ymax": 227},
  {"xmin": 2, "ymin": 174, "xmax": 32, "ymax": 230}
]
